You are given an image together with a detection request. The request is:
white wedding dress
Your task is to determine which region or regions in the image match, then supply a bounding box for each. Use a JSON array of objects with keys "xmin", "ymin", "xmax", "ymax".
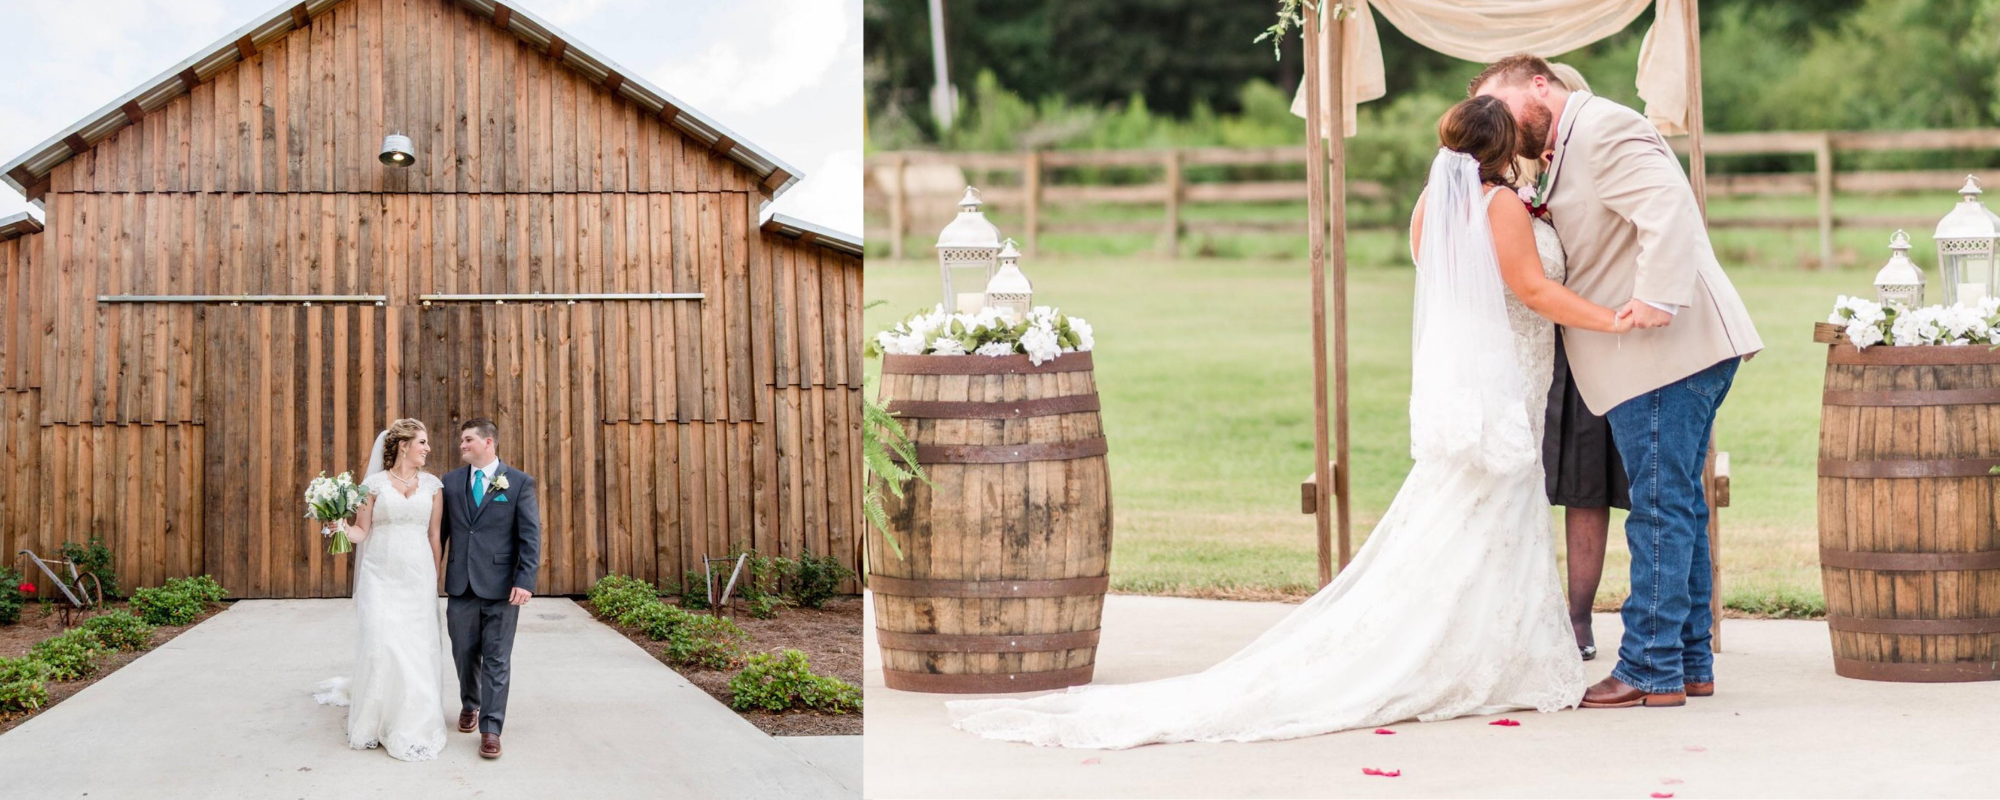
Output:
[
  {"xmin": 313, "ymin": 455, "xmax": 449, "ymax": 762},
  {"xmin": 947, "ymin": 151, "xmax": 1587, "ymax": 749}
]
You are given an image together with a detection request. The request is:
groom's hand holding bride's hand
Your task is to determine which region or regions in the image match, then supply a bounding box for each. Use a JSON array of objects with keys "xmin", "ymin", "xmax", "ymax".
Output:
[{"xmin": 1615, "ymin": 299, "xmax": 1674, "ymax": 330}]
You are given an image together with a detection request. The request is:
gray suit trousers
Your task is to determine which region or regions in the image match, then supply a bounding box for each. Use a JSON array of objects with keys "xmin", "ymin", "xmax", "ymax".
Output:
[{"xmin": 447, "ymin": 592, "xmax": 519, "ymax": 735}]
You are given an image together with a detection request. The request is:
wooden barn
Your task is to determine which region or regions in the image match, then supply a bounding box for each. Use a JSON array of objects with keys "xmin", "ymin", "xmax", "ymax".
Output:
[{"xmin": 0, "ymin": 0, "xmax": 864, "ymax": 599}]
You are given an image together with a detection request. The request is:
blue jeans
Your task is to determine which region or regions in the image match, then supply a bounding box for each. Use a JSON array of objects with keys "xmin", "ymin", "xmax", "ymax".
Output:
[{"xmin": 1603, "ymin": 356, "xmax": 1738, "ymax": 694}]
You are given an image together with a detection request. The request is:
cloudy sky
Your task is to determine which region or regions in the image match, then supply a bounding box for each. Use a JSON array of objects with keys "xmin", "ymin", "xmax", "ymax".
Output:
[{"xmin": 0, "ymin": 0, "xmax": 861, "ymax": 234}]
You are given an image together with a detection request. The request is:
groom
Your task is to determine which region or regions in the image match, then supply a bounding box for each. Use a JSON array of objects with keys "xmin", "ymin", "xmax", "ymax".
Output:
[
  {"xmin": 442, "ymin": 418, "xmax": 542, "ymax": 757},
  {"xmin": 1473, "ymin": 56, "xmax": 1763, "ymax": 708}
]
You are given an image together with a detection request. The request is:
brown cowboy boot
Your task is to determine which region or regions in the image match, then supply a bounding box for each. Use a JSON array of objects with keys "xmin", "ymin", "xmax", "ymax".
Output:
[
  {"xmin": 480, "ymin": 732, "xmax": 502, "ymax": 759},
  {"xmin": 1580, "ymin": 675, "xmax": 1686, "ymax": 708},
  {"xmin": 1684, "ymin": 681, "xmax": 1715, "ymax": 697},
  {"xmin": 458, "ymin": 708, "xmax": 479, "ymax": 733}
]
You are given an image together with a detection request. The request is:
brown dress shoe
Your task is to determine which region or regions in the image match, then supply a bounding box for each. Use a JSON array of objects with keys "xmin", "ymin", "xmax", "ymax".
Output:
[
  {"xmin": 1685, "ymin": 681, "xmax": 1715, "ymax": 697},
  {"xmin": 458, "ymin": 709, "xmax": 479, "ymax": 733},
  {"xmin": 1580, "ymin": 675, "xmax": 1686, "ymax": 708},
  {"xmin": 480, "ymin": 732, "xmax": 502, "ymax": 759}
]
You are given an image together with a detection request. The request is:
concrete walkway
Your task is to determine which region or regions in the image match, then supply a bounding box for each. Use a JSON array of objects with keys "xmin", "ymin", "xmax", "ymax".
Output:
[
  {"xmin": 0, "ymin": 598, "xmax": 855, "ymax": 799},
  {"xmin": 864, "ymin": 593, "xmax": 2000, "ymax": 798}
]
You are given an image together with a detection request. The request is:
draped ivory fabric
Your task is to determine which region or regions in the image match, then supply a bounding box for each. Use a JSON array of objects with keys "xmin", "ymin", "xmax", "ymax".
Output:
[{"xmin": 1290, "ymin": 0, "xmax": 1694, "ymax": 138}]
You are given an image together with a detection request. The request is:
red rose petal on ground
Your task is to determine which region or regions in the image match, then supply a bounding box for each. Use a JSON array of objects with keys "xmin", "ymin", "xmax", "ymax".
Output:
[
  {"xmin": 1489, "ymin": 719, "xmax": 1521, "ymax": 727},
  {"xmin": 1081, "ymin": 758, "xmax": 1100, "ymax": 765},
  {"xmin": 1661, "ymin": 778, "xmax": 1684, "ymax": 785},
  {"xmin": 1361, "ymin": 768, "xmax": 1401, "ymax": 777},
  {"xmin": 1373, "ymin": 728, "xmax": 1396, "ymax": 735},
  {"xmin": 1651, "ymin": 793, "xmax": 1675, "ymax": 798}
]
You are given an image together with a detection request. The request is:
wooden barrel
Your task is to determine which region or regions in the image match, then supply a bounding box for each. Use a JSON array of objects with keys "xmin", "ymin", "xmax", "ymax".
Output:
[
  {"xmin": 1815, "ymin": 323, "xmax": 2000, "ymax": 682},
  {"xmin": 868, "ymin": 351, "xmax": 1112, "ymax": 693}
]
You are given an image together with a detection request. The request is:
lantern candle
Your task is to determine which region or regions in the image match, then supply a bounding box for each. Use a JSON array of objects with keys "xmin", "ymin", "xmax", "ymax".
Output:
[
  {"xmin": 956, "ymin": 292, "xmax": 985, "ymax": 314},
  {"xmin": 1959, "ymin": 282, "xmax": 1988, "ymax": 308}
]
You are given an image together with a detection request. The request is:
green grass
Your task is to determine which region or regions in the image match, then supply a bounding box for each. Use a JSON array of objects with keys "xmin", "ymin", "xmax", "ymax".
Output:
[{"xmin": 867, "ymin": 226, "xmax": 1867, "ymax": 615}]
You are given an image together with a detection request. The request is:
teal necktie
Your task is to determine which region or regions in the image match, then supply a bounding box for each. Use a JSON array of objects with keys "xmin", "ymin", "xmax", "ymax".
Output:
[{"xmin": 472, "ymin": 469, "xmax": 486, "ymax": 507}]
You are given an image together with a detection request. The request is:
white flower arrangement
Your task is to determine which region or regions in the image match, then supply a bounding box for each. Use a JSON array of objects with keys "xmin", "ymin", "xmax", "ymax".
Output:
[
  {"xmin": 304, "ymin": 471, "xmax": 373, "ymax": 554},
  {"xmin": 1829, "ymin": 294, "xmax": 2000, "ymax": 349},
  {"xmin": 870, "ymin": 305, "xmax": 1094, "ymax": 366}
]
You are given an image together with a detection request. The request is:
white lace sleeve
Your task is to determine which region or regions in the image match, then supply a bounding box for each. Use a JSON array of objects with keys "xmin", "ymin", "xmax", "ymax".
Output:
[
  {"xmin": 420, "ymin": 472, "xmax": 444, "ymax": 497},
  {"xmin": 361, "ymin": 472, "xmax": 389, "ymax": 494}
]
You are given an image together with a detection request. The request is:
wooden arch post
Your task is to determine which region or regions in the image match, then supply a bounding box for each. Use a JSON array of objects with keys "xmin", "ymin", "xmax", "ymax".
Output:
[
  {"xmin": 1679, "ymin": 0, "xmax": 1727, "ymax": 653},
  {"xmin": 1301, "ymin": 3, "xmax": 1351, "ymax": 587}
]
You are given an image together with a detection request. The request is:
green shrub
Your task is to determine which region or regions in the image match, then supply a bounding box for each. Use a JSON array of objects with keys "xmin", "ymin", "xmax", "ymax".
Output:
[
  {"xmin": 59, "ymin": 537, "xmax": 120, "ymax": 599},
  {"xmin": 728, "ymin": 649, "xmax": 862, "ymax": 714},
  {"xmin": 79, "ymin": 610, "xmax": 155, "ymax": 651},
  {"xmin": 166, "ymin": 575, "xmax": 228, "ymax": 603},
  {"xmin": 665, "ymin": 614, "xmax": 747, "ymax": 670},
  {"xmin": 28, "ymin": 629, "xmax": 100, "ymax": 681},
  {"xmin": 734, "ymin": 550, "xmax": 787, "ymax": 619},
  {"xmin": 621, "ymin": 601, "xmax": 698, "ymax": 642},
  {"xmin": 130, "ymin": 586, "xmax": 203, "ymax": 626},
  {"xmin": 0, "ymin": 566, "xmax": 25, "ymax": 626},
  {"xmin": 780, "ymin": 552, "xmax": 855, "ymax": 610},
  {"xmin": 0, "ymin": 657, "xmax": 49, "ymax": 712},
  {"xmin": 678, "ymin": 570, "xmax": 712, "ymax": 610},
  {"xmin": 129, "ymin": 575, "xmax": 228, "ymax": 626},
  {"xmin": 587, "ymin": 574, "xmax": 661, "ymax": 621}
]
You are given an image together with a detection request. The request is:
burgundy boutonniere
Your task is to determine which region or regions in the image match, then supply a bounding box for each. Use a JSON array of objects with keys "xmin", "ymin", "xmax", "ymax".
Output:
[{"xmin": 1516, "ymin": 172, "xmax": 1552, "ymax": 223}]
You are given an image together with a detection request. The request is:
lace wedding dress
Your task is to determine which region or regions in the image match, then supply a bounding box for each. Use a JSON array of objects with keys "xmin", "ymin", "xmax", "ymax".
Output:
[
  {"xmin": 313, "ymin": 444, "xmax": 449, "ymax": 762},
  {"xmin": 947, "ymin": 151, "xmax": 1586, "ymax": 749}
]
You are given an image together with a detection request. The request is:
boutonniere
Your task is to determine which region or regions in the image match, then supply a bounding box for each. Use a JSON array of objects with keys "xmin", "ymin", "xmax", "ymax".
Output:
[
  {"xmin": 491, "ymin": 473, "xmax": 510, "ymax": 491},
  {"xmin": 1516, "ymin": 171, "xmax": 1552, "ymax": 223}
]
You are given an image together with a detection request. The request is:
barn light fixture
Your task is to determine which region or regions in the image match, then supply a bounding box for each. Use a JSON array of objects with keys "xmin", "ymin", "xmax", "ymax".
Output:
[{"xmin": 379, "ymin": 133, "xmax": 415, "ymax": 167}]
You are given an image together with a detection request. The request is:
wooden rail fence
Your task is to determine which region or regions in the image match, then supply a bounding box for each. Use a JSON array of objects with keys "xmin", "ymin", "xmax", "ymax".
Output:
[{"xmin": 867, "ymin": 128, "xmax": 2000, "ymax": 265}]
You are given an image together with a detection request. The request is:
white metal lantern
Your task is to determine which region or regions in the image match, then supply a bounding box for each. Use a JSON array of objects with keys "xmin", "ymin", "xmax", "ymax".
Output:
[
  {"xmin": 1934, "ymin": 175, "xmax": 2000, "ymax": 308},
  {"xmin": 935, "ymin": 186, "xmax": 1002, "ymax": 314},
  {"xmin": 1872, "ymin": 229, "xmax": 1924, "ymax": 307},
  {"xmin": 985, "ymin": 238, "xmax": 1033, "ymax": 321}
]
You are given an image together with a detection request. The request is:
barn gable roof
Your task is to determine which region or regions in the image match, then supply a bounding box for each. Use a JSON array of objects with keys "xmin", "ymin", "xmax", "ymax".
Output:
[
  {"xmin": 760, "ymin": 213, "xmax": 861, "ymax": 257},
  {"xmin": 0, "ymin": 212, "xmax": 41, "ymax": 242},
  {"xmin": 0, "ymin": 0, "xmax": 804, "ymax": 204}
]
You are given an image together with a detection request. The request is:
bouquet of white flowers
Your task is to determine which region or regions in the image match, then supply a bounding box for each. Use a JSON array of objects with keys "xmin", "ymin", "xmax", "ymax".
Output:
[
  {"xmin": 868, "ymin": 304, "xmax": 1094, "ymax": 366},
  {"xmin": 1829, "ymin": 295, "xmax": 2000, "ymax": 349},
  {"xmin": 304, "ymin": 471, "xmax": 372, "ymax": 554}
]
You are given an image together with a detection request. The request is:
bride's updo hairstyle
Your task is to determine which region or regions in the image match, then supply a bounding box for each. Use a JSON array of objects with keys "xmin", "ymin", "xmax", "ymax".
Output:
[
  {"xmin": 381, "ymin": 418, "xmax": 427, "ymax": 471},
  {"xmin": 1437, "ymin": 95, "xmax": 1520, "ymax": 187}
]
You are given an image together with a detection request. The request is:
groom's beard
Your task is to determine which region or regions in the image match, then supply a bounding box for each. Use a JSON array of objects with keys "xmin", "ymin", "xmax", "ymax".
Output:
[{"xmin": 1516, "ymin": 102, "xmax": 1553, "ymax": 160}]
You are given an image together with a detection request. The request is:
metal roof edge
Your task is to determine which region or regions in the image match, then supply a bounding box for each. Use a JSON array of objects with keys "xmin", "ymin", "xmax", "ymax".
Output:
[
  {"xmin": 2, "ymin": 0, "xmax": 808, "ymax": 201},
  {"xmin": 761, "ymin": 213, "xmax": 862, "ymax": 256}
]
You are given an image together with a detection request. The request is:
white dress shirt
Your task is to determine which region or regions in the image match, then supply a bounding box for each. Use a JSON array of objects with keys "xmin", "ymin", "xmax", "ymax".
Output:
[{"xmin": 471, "ymin": 459, "xmax": 502, "ymax": 496}]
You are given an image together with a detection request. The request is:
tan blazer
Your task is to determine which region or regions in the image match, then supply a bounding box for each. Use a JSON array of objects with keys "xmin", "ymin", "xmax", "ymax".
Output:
[{"xmin": 1544, "ymin": 92, "xmax": 1764, "ymax": 415}]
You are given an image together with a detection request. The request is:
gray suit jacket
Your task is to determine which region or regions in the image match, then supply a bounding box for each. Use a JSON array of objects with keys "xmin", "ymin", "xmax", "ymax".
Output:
[
  {"xmin": 1544, "ymin": 91, "xmax": 1764, "ymax": 415},
  {"xmin": 442, "ymin": 462, "xmax": 542, "ymax": 600}
]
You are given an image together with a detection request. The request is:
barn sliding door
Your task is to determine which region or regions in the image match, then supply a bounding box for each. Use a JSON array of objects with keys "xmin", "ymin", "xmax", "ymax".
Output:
[{"xmin": 202, "ymin": 304, "xmax": 388, "ymax": 598}]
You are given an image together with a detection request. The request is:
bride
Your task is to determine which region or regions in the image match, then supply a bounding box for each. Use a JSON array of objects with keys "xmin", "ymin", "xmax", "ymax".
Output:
[
  {"xmin": 948, "ymin": 96, "xmax": 1634, "ymax": 749},
  {"xmin": 312, "ymin": 418, "xmax": 449, "ymax": 761}
]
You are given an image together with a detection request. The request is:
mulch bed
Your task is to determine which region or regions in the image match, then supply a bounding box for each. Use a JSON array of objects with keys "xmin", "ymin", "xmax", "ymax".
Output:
[
  {"xmin": 590, "ymin": 595, "xmax": 863, "ymax": 737},
  {"xmin": 0, "ymin": 600, "xmax": 230, "ymax": 735}
]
